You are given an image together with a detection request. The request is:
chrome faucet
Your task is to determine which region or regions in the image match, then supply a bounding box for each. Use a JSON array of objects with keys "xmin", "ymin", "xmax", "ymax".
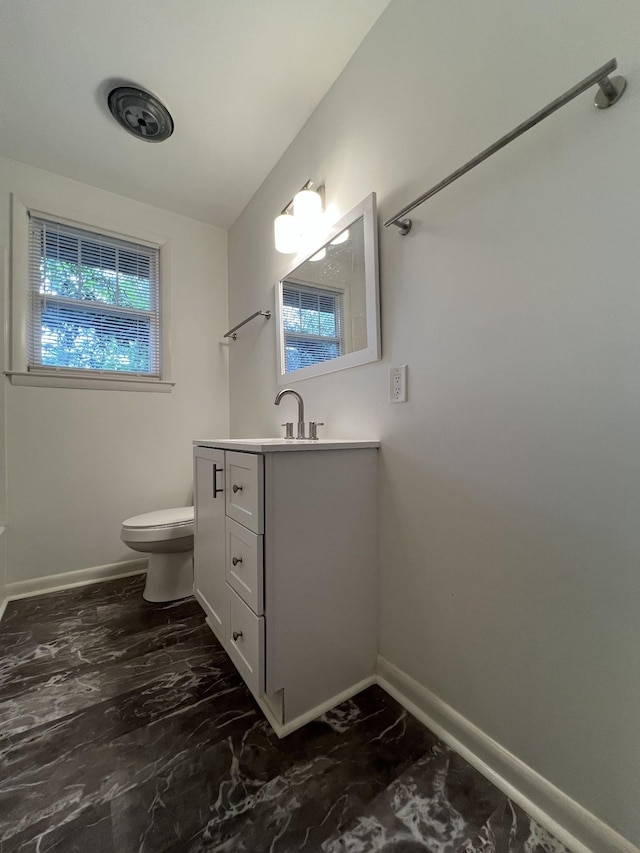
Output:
[{"xmin": 274, "ymin": 389, "xmax": 305, "ymax": 439}]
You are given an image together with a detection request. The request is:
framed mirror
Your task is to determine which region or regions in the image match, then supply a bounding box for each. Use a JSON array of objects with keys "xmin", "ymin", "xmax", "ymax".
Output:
[{"xmin": 275, "ymin": 192, "xmax": 380, "ymax": 384}]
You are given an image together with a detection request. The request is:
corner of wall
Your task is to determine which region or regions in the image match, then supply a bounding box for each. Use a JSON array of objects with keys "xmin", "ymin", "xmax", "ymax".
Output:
[{"xmin": 0, "ymin": 242, "xmax": 8, "ymax": 610}]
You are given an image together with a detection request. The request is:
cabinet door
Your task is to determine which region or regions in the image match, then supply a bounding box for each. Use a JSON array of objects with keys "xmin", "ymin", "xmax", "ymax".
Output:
[{"xmin": 193, "ymin": 447, "xmax": 227, "ymax": 644}]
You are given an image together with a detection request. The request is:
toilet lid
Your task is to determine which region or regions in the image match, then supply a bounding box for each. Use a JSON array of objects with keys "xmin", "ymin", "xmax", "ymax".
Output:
[{"xmin": 122, "ymin": 506, "xmax": 194, "ymax": 529}]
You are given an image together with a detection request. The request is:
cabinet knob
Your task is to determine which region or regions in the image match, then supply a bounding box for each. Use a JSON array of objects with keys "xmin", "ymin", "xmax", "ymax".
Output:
[
  {"xmin": 232, "ymin": 484, "xmax": 243, "ymax": 493},
  {"xmin": 232, "ymin": 556, "xmax": 242, "ymax": 566},
  {"xmin": 232, "ymin": 631, "xmax": 243, "ymax": 642}
]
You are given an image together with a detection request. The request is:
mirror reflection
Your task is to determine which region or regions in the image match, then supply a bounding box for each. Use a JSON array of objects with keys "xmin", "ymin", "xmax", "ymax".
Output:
[
  {"xmin": 281, "ymin": 216, "xmax": 365, "ymax": 372},
  {"xmin": 276, "ymin": 193, "xmax": 379, "ymax": 383}
]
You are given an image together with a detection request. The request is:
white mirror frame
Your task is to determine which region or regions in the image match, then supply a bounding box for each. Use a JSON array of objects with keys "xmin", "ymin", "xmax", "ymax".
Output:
[{"xmin": 275, "ymin": 192, "xmax": 380, "ymax": 384}]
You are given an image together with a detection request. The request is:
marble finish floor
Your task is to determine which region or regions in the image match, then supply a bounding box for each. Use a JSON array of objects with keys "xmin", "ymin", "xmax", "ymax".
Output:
[{"xmin": 0, "ymin": 575, "xmax": 572, "ymax": 852}]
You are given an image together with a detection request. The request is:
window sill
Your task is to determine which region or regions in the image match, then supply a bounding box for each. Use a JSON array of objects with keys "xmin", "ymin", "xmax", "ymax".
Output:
[{"xmin": 4, "ymin": 371, "xmax": 174, "ymax": 393}]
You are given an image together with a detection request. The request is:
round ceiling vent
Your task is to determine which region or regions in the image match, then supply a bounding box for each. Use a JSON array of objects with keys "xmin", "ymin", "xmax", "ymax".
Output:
[{"xmin": 107, "ymin": 86, "xmax": 174, "ymax": 143}]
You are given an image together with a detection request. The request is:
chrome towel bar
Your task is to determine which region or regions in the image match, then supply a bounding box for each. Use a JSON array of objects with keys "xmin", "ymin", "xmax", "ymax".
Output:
[
  {"xmin": 384, "ymin": 58, "xmax": 626, "ymax": 235},
  {"xmin": 224, "ymin": 310, "xmax": 271, "ymax": 341}
]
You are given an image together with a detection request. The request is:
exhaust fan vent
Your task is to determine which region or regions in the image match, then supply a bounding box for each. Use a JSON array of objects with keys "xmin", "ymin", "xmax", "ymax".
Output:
[{"xmin": 107, "ymin": 86, "xmax": 174, "ymax": 142}]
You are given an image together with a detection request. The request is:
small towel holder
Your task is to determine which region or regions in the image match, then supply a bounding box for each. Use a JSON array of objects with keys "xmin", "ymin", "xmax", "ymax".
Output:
[{"xmin": 224, "ymin": 310, "xmax": 272, "ymax": 341}]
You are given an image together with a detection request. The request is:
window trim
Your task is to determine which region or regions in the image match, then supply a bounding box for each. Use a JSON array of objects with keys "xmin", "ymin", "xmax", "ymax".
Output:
[{"xmin": 7, "ymin": 195, "xmax": 174, "ymax": 392}]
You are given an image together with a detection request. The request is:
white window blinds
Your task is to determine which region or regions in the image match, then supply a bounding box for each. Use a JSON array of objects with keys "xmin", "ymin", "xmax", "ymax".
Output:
[
  {"xmin": 281, "ymin": 283, "xmax": 344, "ymax": 373},
  {"xmin": 27, "ymin": 216, "xmax": 161, "ymax": 377}
]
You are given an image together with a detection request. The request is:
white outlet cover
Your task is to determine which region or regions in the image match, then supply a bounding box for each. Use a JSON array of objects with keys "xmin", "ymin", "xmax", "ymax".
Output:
[{"xmin": 389, "ymin": 365, "xmax": 407, "ymax": 403}]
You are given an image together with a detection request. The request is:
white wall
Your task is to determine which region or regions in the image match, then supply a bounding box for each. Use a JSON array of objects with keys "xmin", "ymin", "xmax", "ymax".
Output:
[
  {"xmin": 0, "ymin": 157, "xmax": 229, "ymax": 585},
  {"xmin": 0, "ymin": 237, "xmax": 6, "ymax": 609},
  {"xmin": 228, "ymin": 1, "xmax": 640, "ymax": 847}
]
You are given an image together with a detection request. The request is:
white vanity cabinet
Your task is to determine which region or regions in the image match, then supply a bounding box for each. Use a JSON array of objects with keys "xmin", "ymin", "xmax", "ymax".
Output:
[
  {"xmin": 192, "ymin": 439, "xmax": 378, "ymax": 737},
  {"xmin": 193, "ymin": 447, "xmax": 227, "ymax": 640}
]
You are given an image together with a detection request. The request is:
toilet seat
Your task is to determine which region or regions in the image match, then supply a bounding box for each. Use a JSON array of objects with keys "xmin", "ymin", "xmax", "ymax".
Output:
[{"xmin": 121, "ymin": 506, "xmax": 194, "ymax": 544}]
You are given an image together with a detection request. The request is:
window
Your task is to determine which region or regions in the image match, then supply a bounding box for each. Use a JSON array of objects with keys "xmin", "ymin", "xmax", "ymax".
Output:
[
  {"xmin": 281, "ymin": 282, "xmax": 344, "ymax": 372},
  {"xmin": 27, "ymin": 215, "xmax": 161, "ymax": 378}
]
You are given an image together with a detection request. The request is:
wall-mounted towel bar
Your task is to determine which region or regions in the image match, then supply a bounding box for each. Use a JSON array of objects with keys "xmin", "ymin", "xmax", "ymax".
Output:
[
  {"xmin": 384, "ymin": 58, "xmax": 626, "ymax": 235},
  {"xmin": 224, "ymin": 310, "xmax": 271, "ymax": 341}
]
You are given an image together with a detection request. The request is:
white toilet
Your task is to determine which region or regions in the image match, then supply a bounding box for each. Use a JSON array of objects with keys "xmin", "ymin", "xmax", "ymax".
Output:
[{"xmin": 120, "ymin": 506, "xmax": 195, "ymax": 602}]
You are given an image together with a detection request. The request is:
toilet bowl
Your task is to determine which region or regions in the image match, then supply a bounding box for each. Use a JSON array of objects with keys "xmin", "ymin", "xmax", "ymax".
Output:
[{"xmin": 121, "ymin": 506, "xmax": 195, "ymax": 602}]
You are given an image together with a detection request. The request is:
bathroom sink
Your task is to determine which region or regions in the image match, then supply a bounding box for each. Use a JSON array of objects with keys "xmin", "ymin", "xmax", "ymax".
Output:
[{"xmin": 193, "ymin": 438, "xmax": 379, "ymax": 452}]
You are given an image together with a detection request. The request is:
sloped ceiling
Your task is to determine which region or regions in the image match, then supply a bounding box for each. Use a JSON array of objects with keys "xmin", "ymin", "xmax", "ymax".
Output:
[{"xmin": 0, "ymin": 0, "xmax": 390, "ymax": 227}]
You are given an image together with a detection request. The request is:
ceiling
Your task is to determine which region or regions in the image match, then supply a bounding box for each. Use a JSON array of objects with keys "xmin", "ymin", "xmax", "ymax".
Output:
[{"xmin": 0, "ymin": 0, "xmax": 390, "ymax": 228}]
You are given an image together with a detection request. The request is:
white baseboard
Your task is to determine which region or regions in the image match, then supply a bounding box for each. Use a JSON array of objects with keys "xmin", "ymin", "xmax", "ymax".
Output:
[
  {"xmin": 376, "ymin": 656, "xmax": 636, "ymax": 853},
  {"xmin": 5, "ymin": 559, "xmax": 148, "ymax": 602}
]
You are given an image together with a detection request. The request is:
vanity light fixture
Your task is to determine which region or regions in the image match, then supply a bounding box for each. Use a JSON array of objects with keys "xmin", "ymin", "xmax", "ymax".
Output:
[
  {"xmin": 273, "ymin": 212, "xmax": 300, "ymax": 254},
  {"xmin": 292, "ymin": 188, "xmax": 322, "ymax": 228},
  {"xmin": 274, "ymin": 181, "xmax": 325, "ymax": 254}
]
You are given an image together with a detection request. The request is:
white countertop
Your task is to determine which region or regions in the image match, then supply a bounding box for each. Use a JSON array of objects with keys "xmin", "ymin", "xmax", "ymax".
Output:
[{"xmin": 193, "ymin": 438, "xmax": 379, "ymax": 452}]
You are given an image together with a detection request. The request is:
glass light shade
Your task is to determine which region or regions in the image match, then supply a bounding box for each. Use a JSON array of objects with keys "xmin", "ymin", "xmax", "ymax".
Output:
[
  {"xmin": 274, "ymin": 213, "xmax": 300, "ymax": 254},
  {"xmin": 330, "ymin": 228, "xmax": 349, "ymax": 246},
  {"xmin": 293, "ymin": 189, "xmax": 323, "ymax": 229},
  {"xmin": 310, "ymin": 247, "xmax": 326, "ymax": 262}
]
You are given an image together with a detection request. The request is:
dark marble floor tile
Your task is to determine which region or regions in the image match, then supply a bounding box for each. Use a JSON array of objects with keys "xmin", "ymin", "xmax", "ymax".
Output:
[
  {"xmin": 95, "ymin": 592, "xmax": 204, "ymax": 629},
  {"xmin": 0, "ymin": 576, "xmax": 145, "ymax": 631},
  {"xmin": 125, "ymin": 719, "xmax": 336, "ymax": 852},
  {"xmin": 301, "ymin": 710, "xmax": 572, "ymax": 853},
  {"xmin": 0, "ymin": 598, "xmax": 206, "ymax": 701},
  {"xmin": 321, "ymin": 742, "xmax": 509, "ymax": 853},
  {"xmin": 158, "ymin": 742, "xmax": 370, "ymax": 853},
  {"xmin": 0, "ymin": 646, "xmax": 253, "ymax": 784},
  {"xmin": 0, "ymin": 667, "xmax": 102, "ymax": 736},
  {"xmin": 0, "ymin": 577, "xmax": 574, "ymax": 853},
  {"xmin": 0, "ymin": 628, "xmax": 36, "ymax": 656},
  {"xmin": 464, "ymin": 799, "xmax": 571, "ymax": 853},
  {"xmin": 297, "ymin": 687, "xmax": 440, "ymax": 798},
  {"xmin": 154, "ymin": 689, "xmax": 440, "ymax": 853},
  {"xmin": 1, "ymin": 803, "xmax": 114, "ymax": 853},
  {"xmin": 109, "ymin": 721, "xmax": 283, "ymax": 853},
  {"xmin": 0, "ymin": 636, "xmax": 234, "ymax": 740},
  {"xmin": 0, "ymin": 684, "xmax": 260, "ymax": 848}
]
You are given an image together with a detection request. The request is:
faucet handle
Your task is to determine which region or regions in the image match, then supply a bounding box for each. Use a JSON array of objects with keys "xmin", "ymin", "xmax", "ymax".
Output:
[
  {"xmin": 281, "ymin": 422, "xmax": 294, "ymax": 440},
  {"xmin": 308, "ymin": 422, "xmax": 324, "ymax": 441}
]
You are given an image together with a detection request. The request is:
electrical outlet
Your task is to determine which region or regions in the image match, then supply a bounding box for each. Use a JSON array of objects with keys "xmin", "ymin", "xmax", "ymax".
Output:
[{"xmin": 389, "ymin": 365, "xmax": 407, "ymax": 403}]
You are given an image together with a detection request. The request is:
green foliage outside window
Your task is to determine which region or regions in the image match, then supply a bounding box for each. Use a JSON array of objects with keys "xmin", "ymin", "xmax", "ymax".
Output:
[{"xmin": 28, "ymin": 209, "xmax": 161, "ymax": 378}]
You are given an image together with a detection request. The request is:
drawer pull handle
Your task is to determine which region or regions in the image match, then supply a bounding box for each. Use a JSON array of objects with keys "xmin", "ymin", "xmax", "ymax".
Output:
[
  {"xmin": 232, "ymin": 484, "xmax": 243, "ymax": 493},
  {"xmin": 232, "ymin": 631, "xmax": 243, "ymax": 641},
  {"xmin": 232, "ymin": 556, "xmax": 243, "ymax": 566}
]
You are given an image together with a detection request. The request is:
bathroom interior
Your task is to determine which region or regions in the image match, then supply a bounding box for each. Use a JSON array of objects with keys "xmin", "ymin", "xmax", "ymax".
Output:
[{"xmin": 0, "ymin": 1, "xmax": 638, "ymax": 852}]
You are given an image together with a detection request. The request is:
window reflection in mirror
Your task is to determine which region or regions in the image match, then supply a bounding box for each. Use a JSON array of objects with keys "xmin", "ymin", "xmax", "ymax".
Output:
[
  {"xmin": 282, "ymin": 281, "xmax": 343, "ymax": 371},
  {"xmin": 276, "ymin": 193, "xmax": 379, "ymax": 384}
]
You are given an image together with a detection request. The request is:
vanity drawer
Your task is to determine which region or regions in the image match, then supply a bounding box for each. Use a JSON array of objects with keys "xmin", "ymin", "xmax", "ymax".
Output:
[
  {"xmin": 225, "ymin": 451, "xmax": 264, "ymax": 534},
  {"xmin": 227, "ymin": 586, "xmax": 265, "ymax": 700},
  {"xmin": 225, "ymin": 517, "xmax": 263, "ymax": 615}
]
